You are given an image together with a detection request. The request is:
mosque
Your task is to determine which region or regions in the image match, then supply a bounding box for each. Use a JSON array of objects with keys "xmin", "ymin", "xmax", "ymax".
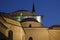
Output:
[{"xmin": 0, "ymin": 3, "xmax": 60, "ymax": 40}]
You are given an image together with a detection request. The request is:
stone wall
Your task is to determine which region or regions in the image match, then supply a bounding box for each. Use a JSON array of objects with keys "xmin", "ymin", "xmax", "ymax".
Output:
[
  {"xmin": 24, "ymin": 28, "xmax": 49, "ymax": 40},
  {"xmin": 0, "ymin": 17, "xmax": 25, "ymax": 40},
  {"xmin": 24, "ymin": 28, "xmax": 60, "ymax": 40}
]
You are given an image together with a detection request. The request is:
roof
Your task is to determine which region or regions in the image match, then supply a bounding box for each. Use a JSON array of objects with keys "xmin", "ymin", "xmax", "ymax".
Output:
[
  {"xmin": 51, "ymin": 25, "xmax": 60, "ymax": 27},
  {"xmin": 49, "ymin": 25, "xmax": 60, "ymax": 29},
  {"xmin": 10, "ymin": 10, "xmax": 36, "ymax": 16},
  {"xmin": 21, "ymin": 18, "xmax": 38, "ymax": 22},
  {"xmin": 13, "ymin": 10, "xmax": 31, "ymax": 12}
]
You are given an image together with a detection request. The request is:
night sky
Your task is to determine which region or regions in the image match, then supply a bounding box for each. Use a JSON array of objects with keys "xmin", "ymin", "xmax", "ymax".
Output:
[{"xmin": 0, "ymin": 0, "xmax": 60, "ymax": 27}]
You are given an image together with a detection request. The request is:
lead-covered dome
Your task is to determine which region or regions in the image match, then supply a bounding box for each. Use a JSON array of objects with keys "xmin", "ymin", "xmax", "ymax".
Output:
[
  {"xmin": 10, "ymin": 10, "xmax": 36, "ymax": 16},
  {"xmin": 10, "ymin": 10, "xmax": 36, "ymax": 22}
]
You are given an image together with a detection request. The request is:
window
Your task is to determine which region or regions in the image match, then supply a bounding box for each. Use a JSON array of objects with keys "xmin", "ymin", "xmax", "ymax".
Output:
[
  {"xmin": 29, "ymin": 24, "xmax": 32, "ymax": 28},
  {"xmin": 8, "ymin": 30, "xmax": 13, "ymax": 40},
  {"xmin": 29, "ymin": 37, "xmax": 33, "ymax": 40}
]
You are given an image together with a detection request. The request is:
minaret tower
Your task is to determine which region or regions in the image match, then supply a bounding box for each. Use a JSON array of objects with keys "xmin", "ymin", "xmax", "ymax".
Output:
[{"xmin": 32, "ymin": 1, "xmax": 42, "ymax": 23}]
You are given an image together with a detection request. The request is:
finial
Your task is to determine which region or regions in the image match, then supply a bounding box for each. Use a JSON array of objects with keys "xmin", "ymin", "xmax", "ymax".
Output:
[{"xmin": 32, "ymin": 1, "xmax": 35, "ymax": 12}]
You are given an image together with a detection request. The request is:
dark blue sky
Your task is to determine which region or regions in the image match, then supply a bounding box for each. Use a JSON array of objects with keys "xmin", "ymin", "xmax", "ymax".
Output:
[{"xmin": 0, "ymin": 0, "xmax": 60, "ymax": 27}]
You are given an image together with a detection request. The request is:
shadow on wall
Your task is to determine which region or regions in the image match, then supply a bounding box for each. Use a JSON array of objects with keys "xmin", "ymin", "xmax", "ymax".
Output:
[{"xmin": 0, "ymin": 32, "xmax": 8, "ymax": 40}]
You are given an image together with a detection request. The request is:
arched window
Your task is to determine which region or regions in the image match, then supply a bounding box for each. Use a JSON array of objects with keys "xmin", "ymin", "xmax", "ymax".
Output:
[
  {"xmin": 8, "ymin": 30, "xmax": 13, "ymax": 40},
  {"xmin": 29, "ymin": 37, "xmax": 33, "ymax": 40},
  {"xmin": 29, "ymin": 24, "xmax": 32, "ymax": 28}
]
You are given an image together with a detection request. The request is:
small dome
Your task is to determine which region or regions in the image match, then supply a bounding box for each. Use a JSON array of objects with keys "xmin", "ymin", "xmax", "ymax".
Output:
[
  {"xmin": 51, "ymin": 25, "xmax": 60, "ymax": 27},
  {"xmin": 49, "ymin": 25, "xmax": 60, "ymax": 29}
]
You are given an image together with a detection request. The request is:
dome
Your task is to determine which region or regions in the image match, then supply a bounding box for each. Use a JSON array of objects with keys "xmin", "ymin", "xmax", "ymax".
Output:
[
  {"xmin": 10, "ymin": 10, "xmax": 36, "ymax": 16},
  {"xmin": 49, "ymin": 25, "xmax": 60, "ymax": 29},
  {"xmin": 50, "ymin": 25, "xmax": 60, "ymax": 28},
  {"xmin": 51, "ymin": 25, "xmax": 60, "ymax": 27},
  {"xmin": 9, "ymin": 10, "xmax": 37, "ymax": 22}
]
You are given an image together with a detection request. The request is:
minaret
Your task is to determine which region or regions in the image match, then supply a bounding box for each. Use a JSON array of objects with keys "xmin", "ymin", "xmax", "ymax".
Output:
[{"xmin": 32, "ymin": 1, "xmax": 43, "ymax": 23}]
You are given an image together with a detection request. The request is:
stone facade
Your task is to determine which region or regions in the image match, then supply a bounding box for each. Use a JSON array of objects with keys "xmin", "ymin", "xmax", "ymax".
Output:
[{"xmin": 0, "ymin": 16, "xmax": 25, "ymax": 40}]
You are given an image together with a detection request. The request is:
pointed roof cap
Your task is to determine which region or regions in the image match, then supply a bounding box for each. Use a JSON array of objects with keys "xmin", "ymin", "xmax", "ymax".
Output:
[{"xmin": 32, "ymin": 2, "xmax": 35, "ymax": 12}]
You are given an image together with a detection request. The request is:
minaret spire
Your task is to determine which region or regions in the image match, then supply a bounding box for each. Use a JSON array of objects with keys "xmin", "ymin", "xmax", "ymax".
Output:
[{"xmin": 32, "ymin": 1, "xmax": 35, "ymax": 12}]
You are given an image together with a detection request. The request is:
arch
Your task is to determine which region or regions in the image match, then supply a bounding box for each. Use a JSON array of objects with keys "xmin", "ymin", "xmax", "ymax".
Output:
[
  {"xmin": 29, "ymin": 24, "xmax": 32, "ymax": 28},
  {"xmin": 8, "ymin": 30, "xmax": 13, "ymax": 40},
  {"xmin": 29, "ymin": 37, "xmax": 33, "ymax": 40}
]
